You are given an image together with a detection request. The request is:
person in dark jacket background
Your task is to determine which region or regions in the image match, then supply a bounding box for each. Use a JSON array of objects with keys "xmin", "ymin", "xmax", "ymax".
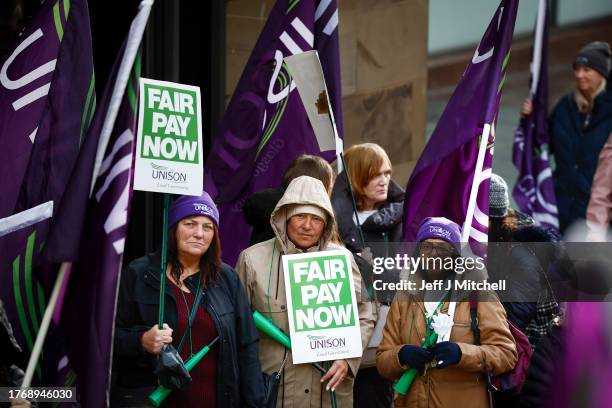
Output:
[
  {"xmin": 522, "ymin": 41, "xmax": 612, "ymax": 233},
  {"xmin": 243, "ymin": 154, "xmax": 335, "ymax": 246},
  {"xmin": 488, "ymin": 174, "xmax": 560, "ymax": 349},
  {"xmin": 331, "ymin": 143, "xmax": 404, "ymax": 408},
  {"xmin": 113, "ymin": 192, "xmax": 264, "ymax": 407}
]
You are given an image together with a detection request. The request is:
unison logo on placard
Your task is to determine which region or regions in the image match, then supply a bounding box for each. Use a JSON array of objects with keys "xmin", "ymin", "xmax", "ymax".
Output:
[
  {"xmin": 150, "ymin": 162, "xmax": 187, "ymax": 183},
  {"xmin": 308, "ymin": 334, "xmax": 347, "ymax": 350}
]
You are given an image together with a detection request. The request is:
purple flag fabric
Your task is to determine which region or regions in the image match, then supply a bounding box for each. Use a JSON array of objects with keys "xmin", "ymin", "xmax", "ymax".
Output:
[
  {"xmin": 512, "ymin": 2, "xmax": 559, "ymax": 230},
  {"xmin": 38, "ymin": 1, "xmax": 150, "ymax": 400},
  {"xmin": 204, "ymin": 0, "xmax": 343, "ymax": 265},
  {"xmin": 55, "ymin": 47, "xmax": 140, "ymax": 407},
  {"xmin": 552, "ymin": 303, "xmax": 612, "ymax": 408},
  {"xmin": 0, "ymin": 0, "xmax": 95, "ymax": 220},
  {"xmin": 0, "ymin": 0, "xmax": 94, "ymax": 367},
  {"xmin": 403, "ymin": 0, "xmax": 518, "ymax": 244}
]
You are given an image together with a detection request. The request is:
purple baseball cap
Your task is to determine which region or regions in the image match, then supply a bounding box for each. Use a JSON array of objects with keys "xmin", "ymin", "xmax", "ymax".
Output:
[
  {"xmin": 416, "ymin": 217, "xmax": 462, "ymax": 253},
  {"xmin": 168, "ymin": 192, "xmax": 219, "ymax": 229}
]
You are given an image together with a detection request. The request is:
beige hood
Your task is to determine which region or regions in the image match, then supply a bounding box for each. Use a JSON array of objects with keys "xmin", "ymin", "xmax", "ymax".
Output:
[{"xmin": 270, "ymin": 175, "xmax": 336, "ymax": 252}]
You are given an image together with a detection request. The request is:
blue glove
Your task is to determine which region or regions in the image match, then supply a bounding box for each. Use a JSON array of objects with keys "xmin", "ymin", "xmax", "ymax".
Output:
[
  {"xmin": 432, "ymin": 341, "xmax": 462, "ymax": 368},
  {"xmin": 398, "ymin": 345, "xmax": 433, "ymax": 371}
]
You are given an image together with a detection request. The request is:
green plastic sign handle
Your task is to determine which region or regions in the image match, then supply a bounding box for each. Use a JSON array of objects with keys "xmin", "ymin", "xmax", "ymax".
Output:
[
  {"xmin": 148, "ymin": 336, "xmax": 220, "ymax": 407},
  {"xmin": 253, "ymin": 310, "xmax": 292, "ymax": 349},
  {"xmin": 393, "ymin": 332, "xmax": 438, "ymax": 396}
]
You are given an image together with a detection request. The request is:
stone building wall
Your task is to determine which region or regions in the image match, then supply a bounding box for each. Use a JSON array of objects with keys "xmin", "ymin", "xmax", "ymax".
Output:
[{"xmin": 225, "ymin": 0, "xmax": 428, "ymax": 186}]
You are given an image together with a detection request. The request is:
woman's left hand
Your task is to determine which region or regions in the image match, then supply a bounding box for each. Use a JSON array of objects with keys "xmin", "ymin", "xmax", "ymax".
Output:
[
  {"xmin": 432, "ymin": 341, "xmax": 462, "ymax": 368},
  {"xmin": 320, "ymin": 360, "xmax": 349, "ymax": 391}
]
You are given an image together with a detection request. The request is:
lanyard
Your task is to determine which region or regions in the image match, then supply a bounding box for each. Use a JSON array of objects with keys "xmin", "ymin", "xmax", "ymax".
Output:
[{"xmin": 178, "ymin": 273, "xmax": 202, "ymax": 357}]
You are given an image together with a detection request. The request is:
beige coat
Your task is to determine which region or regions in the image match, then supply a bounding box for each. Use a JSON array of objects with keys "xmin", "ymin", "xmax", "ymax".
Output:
[
  {"xmin": 587, "ymin": 133, "xmax": 612, "ymax": 241},
  {"xmin": 376, "ymin": 289, "xmax": 517, "ymax": 408},
  {"xmin": 237, "ymin": 176, "xmax": 375, "ymax": 408}
]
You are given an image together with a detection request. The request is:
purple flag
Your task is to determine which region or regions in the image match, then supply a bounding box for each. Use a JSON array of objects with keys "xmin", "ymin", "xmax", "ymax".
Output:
[
  {"xmin": 0, "ymin": 0, "xmax": 95, "ymax": 219},
  {"xmin": 512, "ymin": 0, "xmax": 559, "ymax": 230},
  {"xmin": 55, "ymin": 48, "xmax": 140, "ymax": 407},
  {"xmin": 39, "ymin": 2, "xmax": 151, "ymax": 402},
  {"xmin": 204, "ymin": 0, "xmax": 343, "ymax": 265},
  {"xmin": 553, "ymin": 302, "xmax": 612, "ymax": 408},
  {"xmin": 403, "ymin": 0, "xmax": 518, "ymax": 244},
  {"xmin": 0, "ymin": 0, "xmax": 94, "ymax": 369}
]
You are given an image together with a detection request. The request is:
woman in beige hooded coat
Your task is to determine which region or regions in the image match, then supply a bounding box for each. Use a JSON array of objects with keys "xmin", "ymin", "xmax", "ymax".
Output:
[{"xmin": 237, "ymin": 175, "xmax": 375, "ymax": 407}]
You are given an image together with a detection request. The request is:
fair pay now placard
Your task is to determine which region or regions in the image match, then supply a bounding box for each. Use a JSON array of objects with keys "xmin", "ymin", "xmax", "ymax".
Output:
[
  {"xmin": 282, "ymin": 250, "xmax": 362, "ymax": 364},
  {"xmin": 134, "ymin": 78, "xmax": 203, "ymax": 196}
]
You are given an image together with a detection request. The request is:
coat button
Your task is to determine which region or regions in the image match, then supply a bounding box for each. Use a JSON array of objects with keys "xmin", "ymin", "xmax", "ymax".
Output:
[
  {"xmin": 280, "ymin": 305, "xmax": 286, "ymax": 310},
  {"xmin": 305, "ymin": 389, "xmax": 309, "ymax": 394}
]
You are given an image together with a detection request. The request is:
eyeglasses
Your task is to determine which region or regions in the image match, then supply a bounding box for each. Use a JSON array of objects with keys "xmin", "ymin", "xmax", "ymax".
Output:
[{"xmin": 419, "ymin": 242, "xmax": 456, "ymax": 257}]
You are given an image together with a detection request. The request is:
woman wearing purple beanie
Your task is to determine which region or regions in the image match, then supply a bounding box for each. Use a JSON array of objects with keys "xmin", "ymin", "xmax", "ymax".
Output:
[
  {"xmin": 376, "ymin": 217, "xmax": 517, "ymax": 408},
  {"xmin": 113, "ymin": 192, "xmax": 264, "ymax": 407}
]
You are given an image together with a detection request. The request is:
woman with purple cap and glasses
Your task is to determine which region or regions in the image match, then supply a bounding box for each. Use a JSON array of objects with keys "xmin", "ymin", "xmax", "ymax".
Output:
[
  {"xmin": 376, "ymin": 217, "xmax": 517, "ymax": 408},
  {"xmin": 113, "ymin": 192, "xmax": 264, "ymax": 407}
]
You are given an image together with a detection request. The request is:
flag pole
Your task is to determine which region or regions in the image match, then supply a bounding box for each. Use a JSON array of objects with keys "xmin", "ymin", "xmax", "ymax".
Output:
[
  {"xmin": 158, "ymin": 194, "xmax": 170, "ymax": 328},
  {"xmin": 21, "ymin": 263, "xmax": 70, "ymax": 389},
  {"xmin": 339, "ymin": 153, "xmax": 365, "ymax": 245},
  {"xmin": 461, "ymin": 123, "xmax": 491, "ymax": 243},
  {"xmin": 530, "ymin": 0, "xmax": 546, "ymax": 99},
  {"xmin": 90, "ymin": 0, "xmax": 154, "ymax": 193},
  {"xmin": 21, "ymin": 0, "xmax": 154, "ymax": 390}
]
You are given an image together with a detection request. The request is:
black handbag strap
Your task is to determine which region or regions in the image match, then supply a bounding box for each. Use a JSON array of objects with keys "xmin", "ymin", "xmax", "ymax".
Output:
[
  {"xmin": 177, "ymin": 285, "xmax": 204, "ymax": 353},
  {"xmin": 468, "ymin": 291, "xmax": 480, "ymax": 345}
]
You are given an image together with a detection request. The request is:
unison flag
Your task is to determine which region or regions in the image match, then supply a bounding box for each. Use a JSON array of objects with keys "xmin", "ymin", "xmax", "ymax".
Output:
[
  {"xmin": 402, "ymin": 0, "xmax": 518, "ymax": 244},
  {"xmin": 204, "ymin": 0, "xmax": 343, "ymax": 265},
  {"xmin": 40, "ymin": 2, "xmax": 152, "ymax": 404},
  {"xmin": 0, "ymin": 0, "xmax": 95, "ymax": 369},
  {"xmin": 56, "ymin": 49, "xmax": 140, "ymax": 408},
  {"xmin": 512, "ymin": 0, "xmax": 559, "ymax": 230}
]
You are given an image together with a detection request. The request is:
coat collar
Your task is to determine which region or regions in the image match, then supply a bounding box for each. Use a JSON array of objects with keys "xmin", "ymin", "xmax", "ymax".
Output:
[{"xmin": 142, "ymin": 253, "xmax": 203, "ymax": 299}]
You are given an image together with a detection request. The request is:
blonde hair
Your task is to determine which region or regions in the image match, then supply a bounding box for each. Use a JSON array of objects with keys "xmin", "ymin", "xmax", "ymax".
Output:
[
  {"xmin": 574, "ymin": 78, "xmax": 607, "ymax": 113},
  {"xmin": 344, "ymin": 143, "xmax": 392, "ymax": 209}
]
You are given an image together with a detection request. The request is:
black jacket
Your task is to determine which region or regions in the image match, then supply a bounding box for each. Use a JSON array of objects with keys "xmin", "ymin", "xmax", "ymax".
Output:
[
  {"xmin": 243, "ymin": 187, "xmax": 285, "ymax": 246},
  {"xmin": 520, "ymin": 325, "xmax": 564, "ymax": 407},
  {"xmin": 331, "ymin": 175, "xmax": 405, "ymax": 303},
  {"xmin": 331, "ymin": 175, "xmax": 405, "ymax": 255},
  {"xmin": 549, "ymin": 90, "xmax": 612, "ymax": 232},
  {"xmin": 113, "ymin": 253, "xmax": 265, "ymax": 407},
  {"xmin": 489, "ymin": 223, "xmax": 559, "ymax": 340}
]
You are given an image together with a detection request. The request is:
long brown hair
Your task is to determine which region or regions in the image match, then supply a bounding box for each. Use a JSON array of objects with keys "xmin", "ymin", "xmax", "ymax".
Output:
[
  {"xmin": 167, "ymin": 223, "xmax": 222, "ymax": 286},
  {"xmin": 344, "ymin": 143, "xmax": 392, "ymax": 210}
]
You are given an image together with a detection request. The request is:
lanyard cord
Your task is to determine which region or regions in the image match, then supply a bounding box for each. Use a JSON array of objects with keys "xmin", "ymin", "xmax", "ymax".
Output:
[{"xmin": 179, "ymin": 272, "xmax": 202, "ymax": 357}]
